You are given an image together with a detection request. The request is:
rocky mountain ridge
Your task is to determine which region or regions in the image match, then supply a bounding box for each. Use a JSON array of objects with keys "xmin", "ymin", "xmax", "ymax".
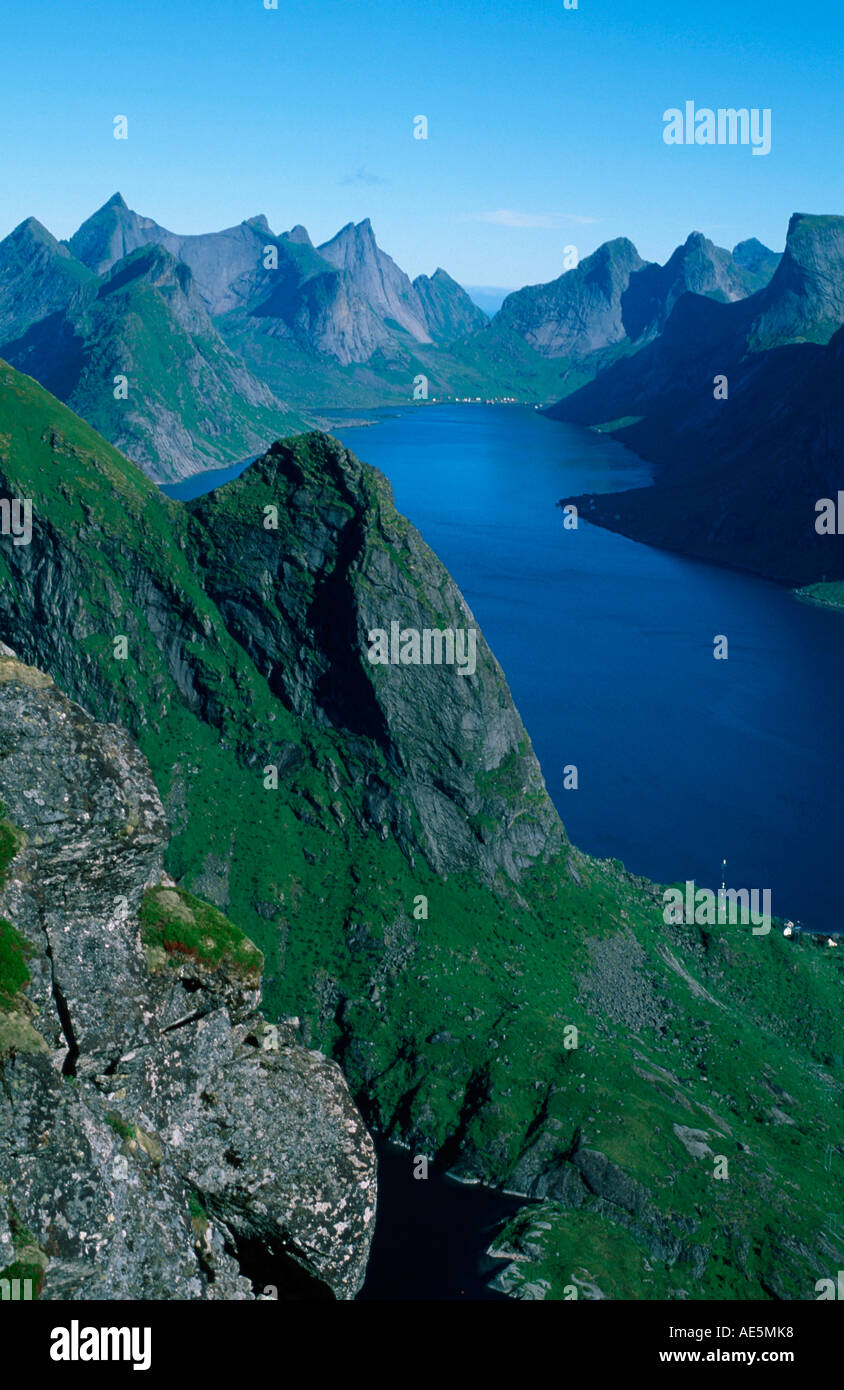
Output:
[
  {"xmin": 0, "ymin": 194, "xmax": 786, "ymax": 478},
  {"xmin": 493, "ymin": 230, "xmax": 777, "ymax": 361},
  {"xmin": 0, "ymin": 221, "xmax": 306, "ymax": 480}
]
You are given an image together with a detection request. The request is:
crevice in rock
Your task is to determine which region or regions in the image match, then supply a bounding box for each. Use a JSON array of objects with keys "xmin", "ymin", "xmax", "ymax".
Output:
[
  {"xmin": 218, "ymin": 1222, "xmax": 336, "ymax": 1302},
  {"xmin": 160, "ymin": 1009, "xmax": 207, "ymax": 1035},
  {"xmin": 43, "ymin": 942, "xmax": 79, "ymax": 1076},
  {"xmin": 308, "ymin": 513, "xmax": 396, "ymax": 749}
]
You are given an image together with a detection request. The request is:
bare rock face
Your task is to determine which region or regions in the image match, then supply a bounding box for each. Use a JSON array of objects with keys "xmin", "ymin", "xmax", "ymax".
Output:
[
  {"xmin": 0, "ymin": 645, "xmax": 376, "ymax": 1300},
  {"xmin": 412, "ymin": 267, "xmax": 489, "ymax": 341},
  {"xmin": 318, "ymin": 219, "xmax": 432, "ymax": 343},
  {"xmin": 496, "ymin": 238, "xmax": 647, "ymax": 358}
]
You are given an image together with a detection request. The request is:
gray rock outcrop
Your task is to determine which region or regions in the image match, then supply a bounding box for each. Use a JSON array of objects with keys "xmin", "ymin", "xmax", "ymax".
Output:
[{"xmin": 0, "ymin": 645, "xmax": 376, "ymax": 1299}]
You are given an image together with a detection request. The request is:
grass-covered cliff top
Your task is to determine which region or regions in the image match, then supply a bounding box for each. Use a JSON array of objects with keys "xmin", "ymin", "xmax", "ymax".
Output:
[{"xmin": 141, "ymin": 885, "xmax": 263, "ymax": 982}]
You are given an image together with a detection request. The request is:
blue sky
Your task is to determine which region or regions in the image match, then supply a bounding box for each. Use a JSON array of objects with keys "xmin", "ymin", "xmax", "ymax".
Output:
[{"xmin": 1, "ymin": 0, "xmax": 840, "ymax": 289}]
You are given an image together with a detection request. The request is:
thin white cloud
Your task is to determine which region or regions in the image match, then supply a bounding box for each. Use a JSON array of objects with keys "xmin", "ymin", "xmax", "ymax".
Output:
[
  {"xmin": 339, "ymin": 167, "xmax": 390, "ymax": 186},
  {"xmin": 460, "ymin": 209, "xmax": 597, "ymax": 229}
]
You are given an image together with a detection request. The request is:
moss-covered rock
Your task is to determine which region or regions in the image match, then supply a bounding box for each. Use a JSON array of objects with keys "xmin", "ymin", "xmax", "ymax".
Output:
[{"xmin": 141, "ymin": 885, "xmax": 263, "ymax": 981}]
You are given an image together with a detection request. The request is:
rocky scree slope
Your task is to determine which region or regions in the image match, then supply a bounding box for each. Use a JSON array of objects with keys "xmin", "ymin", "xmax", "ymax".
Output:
[
  {"xmin": 0, "ymin": 644, "xmax": 376, "ymax": 1299},
  {"xmin": 0, "ymin": 362, "xmax": 841, "ymax": 1299}
]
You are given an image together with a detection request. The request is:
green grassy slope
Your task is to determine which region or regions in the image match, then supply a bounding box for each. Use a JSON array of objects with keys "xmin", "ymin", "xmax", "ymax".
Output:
[{"xmin": 0, "ymin": 360, "xmax": 840, "ymax": 1299}]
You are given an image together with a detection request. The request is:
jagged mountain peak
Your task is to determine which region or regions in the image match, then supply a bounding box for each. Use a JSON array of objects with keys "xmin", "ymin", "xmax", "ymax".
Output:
[
  {"xmin": 729, "ymin": 237, "xmax": 782, "ymax": 290},
  {"xmin": 0, "ymin": 222, "xmax": 306, "ymax": 481},
  {"xmin": 68, "ymin": 194, "xmax": 179, "ymax": 276},
  {"xmin": 495, "ymin": 237, "xmax": 647, "ymax": 358},
  {"xmin": 412, "ymin": 266, "xmax": 488, "ymax": 338},
  {"xmin": 7, "ymin": 215, "xmax": 61, "ymax": 247},
  {"xmin": 619, "ymin": 230, "xmax": 754, "ymax": 342},
  {"xmin": 732, "ymin": 235, "xmax": 774, "ymax": 263},
  {"xmin": 319, "ymin": 217, "xmax": 378, "ymax": 258},
  {"xmin": 0, "ymin": 216, "xmax": 95, "ymax": 344},
  {"xmin": 284, "ymin": 223, "xmax": 313, "ymax": 246},
  {"xmin": 318, "ymin": 219, "xmax": 432, "ymax": 343},
  {"xmin": 752, "ymin": 210, "xmax": 844, "ymax": 346},
  {"xmin": 591, "ymin": 235, "xmax": 644, "ymax": 265}
]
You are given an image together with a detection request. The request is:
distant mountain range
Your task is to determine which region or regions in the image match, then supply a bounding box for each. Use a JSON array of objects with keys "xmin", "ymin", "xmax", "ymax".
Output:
[
  {"xmin": 552, "ymin": 213, "xmax": 844, "ymax": 585},
  {"xmin": 0, "ymin": 193, "xmax": 785, "ymax": 479}
]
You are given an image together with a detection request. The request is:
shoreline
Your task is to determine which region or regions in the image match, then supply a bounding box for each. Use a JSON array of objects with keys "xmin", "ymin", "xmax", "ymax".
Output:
[{"xmin": 793, "ymin": 581, "xmax": 844, "ymax": 612}]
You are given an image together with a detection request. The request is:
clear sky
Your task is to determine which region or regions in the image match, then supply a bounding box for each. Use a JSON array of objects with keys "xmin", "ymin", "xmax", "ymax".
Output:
[{"xmin": 1, "ymin": 0, "xmax": 841, "ymax": 289}]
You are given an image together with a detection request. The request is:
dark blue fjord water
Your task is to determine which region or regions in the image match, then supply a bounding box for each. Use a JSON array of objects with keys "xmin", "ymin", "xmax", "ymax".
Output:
[
  {"xmin": 165, "ymin": 404, "xmax": 844, "ymax": 934},
  {"xmin": 357, "ymin": 1144, "xmax": 520, "ymax": 1300}
]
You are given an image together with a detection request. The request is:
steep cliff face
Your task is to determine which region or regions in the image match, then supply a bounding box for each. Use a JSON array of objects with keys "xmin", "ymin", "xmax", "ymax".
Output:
[
  {"xmin": 317, "ymin": 219, "xmax": 432, "ymax": 344},
  {"xmin": 187, "ymin": 432, "xmax": 561, "ymax": 881},
  {"xmin": 496, "ymin": 239, "xmax": 647, "ymax": 358},
  {"xmin": 412, "ymin": 268, "xmax": 488, "ymax": 340},
  {"xmin": 731, "ymin": 237, "xmax": 781, "ymax": 291},
  {"xmin": 620, "ymin": 232, "xmax": 753, "ymax": 341},
  {"xmin": 0, "ymin": 218, "xmax": 95, "ymax": 343},
  {"xmin": 749, "ymin": 212, "xmax": 844, "ymax": 348},
  {"xmin": 61, "ymin": 195, "xmax": 480, "ymax": 384},
  {"xmin": 3, "ymin": 195, "xmax": 790, "ymax": 425},
  {"xmin": 0, "ymin": 645, "xmax": 376, "ymax": 1299},
  {"xmin": 67, "ymin": 192, "xmax": 182, "ymax": 277},
  {"xmin": 495, "ymin": 232, "xmax": 773, "ymax": 364}
]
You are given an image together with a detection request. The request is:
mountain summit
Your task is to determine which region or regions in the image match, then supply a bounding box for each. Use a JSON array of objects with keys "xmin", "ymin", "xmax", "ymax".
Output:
[{"xmin": 317, "ymin": 219, "xmax": 432, "ymax": 341}]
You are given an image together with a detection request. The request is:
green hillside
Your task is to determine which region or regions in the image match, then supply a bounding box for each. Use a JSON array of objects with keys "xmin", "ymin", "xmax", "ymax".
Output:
[{"xmin": 0, "ymin": 359, "xmax": 840, "ymax": 1299}]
